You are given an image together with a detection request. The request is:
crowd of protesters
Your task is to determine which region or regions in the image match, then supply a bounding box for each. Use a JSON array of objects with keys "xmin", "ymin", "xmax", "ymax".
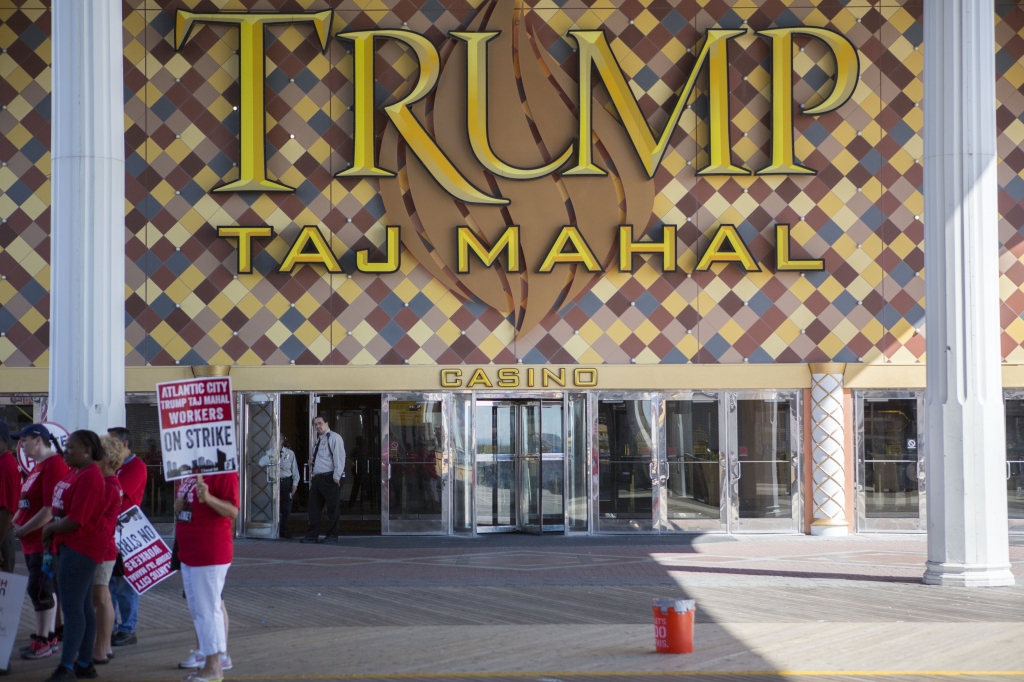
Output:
[{"xmin": 0, "ymin": 421, "xmax": 238, "ymax": 682}]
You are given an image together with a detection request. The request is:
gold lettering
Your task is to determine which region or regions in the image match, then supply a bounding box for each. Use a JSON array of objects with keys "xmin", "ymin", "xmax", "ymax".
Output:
[
  {"xmin": 174, "ymin": 11, "xmax": 333, "ymax": 192},
  {"xmin": 337, "ymin": 30, "xmax": 506, "ymax": 205},
  {"xmin": 542, "ymin": 368, "xmax": 566, "ymax": 388},
  {"xmin": 457, "ymin": 226, "xmax": 520, "ymax": 273},
  {"xmin": 217, "ymin": 226, "xmax": 273, "ymax": 274},
  {"xmin": 695, "ymin": 225, "xmax": 760, "ymax": 272},
  {"xmin": 441, "ymin": 369, "xmax": 462, "ymax": 387},
  {"xmin": 452, "ymin": 32, "xmax": 573, "ymax": 179},
  {"xmin": 467, "ymin": 368, "xmax": 493, "ymax": 388},
  {"xmin": 356, "ymin": 226, "xmax": 401, "ymax": 273},
  {"xmin": 497, "ymin": 368, "xmax": 520, "ymax": 388},
  {"xmin": 279, "ymin": 225, "xmax": 342, "ymax": 273},
  {"xmin": 756, "ymin": 28, "xmax": 859, "ymax": 175},
  {"xmin": 573, "ymin": 368, "xmax": 598, "ymax": 387},
  {"xmin": 539, "ymin": 227, "xmax": 602, "ymax": 273},
  {"xmin": 565, "ymin": 29, "xmax": 748, "ymax": 178},
  {"xmin": 527, "ymin": 368, "xmax": 535, "ymax": 387},
  {"xmin": 619, "ymin": 225, "xmax": 677, "ymax": 272},
  {"xmin": 775, "ymin": 224, "xmax": 824, "ymax": 271}
]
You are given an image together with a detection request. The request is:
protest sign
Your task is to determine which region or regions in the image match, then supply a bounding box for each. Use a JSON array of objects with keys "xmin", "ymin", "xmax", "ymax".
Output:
[
  {"xmin": 116, "ymin": 505, "xmax": 176, "ymax": 595},
  {"xmin": 157, "ymin": 376, "xmax": 238, "ymax": 481},
  {"xmin": 0, "ymin": 573, "xmax": 28, "ymax": 669},
  {"xmin": 17, "ymin": 421, "xmax": 68, "ymax": 476}
]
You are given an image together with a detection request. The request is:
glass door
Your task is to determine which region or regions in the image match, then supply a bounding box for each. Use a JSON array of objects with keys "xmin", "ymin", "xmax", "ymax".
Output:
[
  {"xmin": 855, "ymin": 392, "xmax": 924, "ymax": 532},
  {"xmin": 728, "ymin": 392, "xmax": 801, "ymax": 533},
  {"xmin": 1003, "ymin": 395, "xmax": 1024, "ymax": 534},
  {"xmin": 476, "ymin": 401, "xmax": 517, "ymax": 532},
  {"xmin": 519, "ymin": 402, "xmax": 542, "ymax": 534},
  {"xmin": 661, "ymin": 393, "xmax": 727, "ymax": 532},
  {"xmin": 382, "ymin": 394, "xmax": 450, "ymax": 535},
  {"xmin": 239, "ymin": 393, "xmax": 280, "ymax": 539},
  {"xmin": 595, "ymin": 394, "xmax": 658, "ymax": 532}
]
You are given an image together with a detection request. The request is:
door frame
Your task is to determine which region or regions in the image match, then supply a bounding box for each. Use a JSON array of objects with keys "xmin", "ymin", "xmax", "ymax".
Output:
[
  {"xmin": 381, "ymin": 392, "xmax": 452, "ymax": 535},
  {"xmin": 590, "ymin": 391, "xmax": 661, "ymax": 534},
  {"xmin": 854, "ymin": 390, "xmax": 926, "ymax": 533},
  {"xmin": 236, "ymin": 391, "xmax": 281, "ymax": 539},
  {"xmin": 727, "ymin": 390, "xmax": 803, "ymax": 533},
  {"xmin": 1002, "ymin": 390, "xmax": 1024, "ymax": 535},
  {"xmin": 658, "ymin": 391, "xmax": 728, "ymax": 533},
  {"xmin": 471, "ymin": 392, "xmax": 567, "ymax": 535}
]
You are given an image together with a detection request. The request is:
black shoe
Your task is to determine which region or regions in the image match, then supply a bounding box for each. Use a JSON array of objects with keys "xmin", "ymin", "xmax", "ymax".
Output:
[
  {"xmin": 300, "ymin": 536, "xmax": 319, "ymax": 544},
  {"xmin": 43, "ymin": 665, "xmax": 77, "ymax": 682},
  {"xmin": 324, "ymin": 535, "xmax": 339, "ymax": 544},
  {"xmin": 280, "ymin": 532, "xmax": 293, "ymax": 539},
  {"xmin": 111, "ymin": 631, "xmax": 136, "ymax": 646},
  {"xmin": 73, "ymin": 663, "xmax": 98, "ymax": 679}
]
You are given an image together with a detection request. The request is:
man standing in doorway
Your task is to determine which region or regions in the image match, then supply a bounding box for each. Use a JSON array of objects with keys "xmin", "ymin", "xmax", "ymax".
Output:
[
  {"xmin": 108, "ymin": 427, "xmax": 147, "ymax": 647},
  {"xmin": 302, "ymin": 417, "xmax": 345, "ymax": 544}
]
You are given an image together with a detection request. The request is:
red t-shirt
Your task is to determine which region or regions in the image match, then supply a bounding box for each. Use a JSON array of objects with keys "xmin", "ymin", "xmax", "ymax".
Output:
[
  {"xmin": 14, "ymin": 454, "xmax": 70, "ymax": 554},
  {"xmin": 116, "ymin": 455, "xmax": 147, "ymax": 513},
  {"xmin": 0, "ymin": 451, "xmax": 21, "ymax": 515},
  {"xmin": 51, "ymin": 464, "xmax": 107, "ymax": 563},
  {"xmin": 101, "ymin": 475, "xmax": 123, "ymax": 562},
  {"xmin": 175, "ymin": 473, "xmax": 239, "ymax": 567}
]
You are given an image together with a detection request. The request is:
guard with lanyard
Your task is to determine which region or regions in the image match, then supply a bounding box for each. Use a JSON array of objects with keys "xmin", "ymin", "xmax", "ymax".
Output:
[{"xmin": 301, "ymin": 416, "xmax": 345, "ymax": 544}]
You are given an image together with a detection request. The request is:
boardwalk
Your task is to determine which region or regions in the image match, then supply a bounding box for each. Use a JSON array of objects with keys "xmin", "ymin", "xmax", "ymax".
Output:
[{"xmin": 4, "ymin": 534, "xmax": 1023, "ymax": 682}]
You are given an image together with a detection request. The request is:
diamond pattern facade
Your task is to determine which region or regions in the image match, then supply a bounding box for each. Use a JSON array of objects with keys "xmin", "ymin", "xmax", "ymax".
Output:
[{"xmin": 0, "ymin": 0, "xmax": 1020, "ymax": 369}]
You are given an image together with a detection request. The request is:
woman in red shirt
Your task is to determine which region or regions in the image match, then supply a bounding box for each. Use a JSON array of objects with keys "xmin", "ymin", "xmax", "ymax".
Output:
[
  {"xmin": 11, "ymin": 424, "xmax": 70, "ymax": 661},
  {"xmin": 175, "ymin": 472, "xmax": 239, "ymax": 682},
  {"xmin": 91, "ymin": 435, "xmax": 125, "ymax": 665},
  {"xmin": 40, "ymin": 430, "xmax": 107, "ymax": 682}
]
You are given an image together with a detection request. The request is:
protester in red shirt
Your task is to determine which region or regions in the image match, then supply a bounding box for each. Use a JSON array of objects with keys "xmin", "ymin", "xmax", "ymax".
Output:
[
  {"xmin": 107, "ymin": 426, "xmax": 146, "ymax": 647},
  {"xmin": 40, "ymin": 430, "xmax": 107, "ymax": 682},
  {"xmin": 0, "ymin": 422, "xmax": 20, "ymax": 574},
  {"xmin": 175, "ymin": 472, "xmax": 239, "ymax": 682},
  {"xmin": 12, "ymin": 424, "xmax": 69, "ymax": 661},
  {"xmin": 91, "ymin": 435, "xmax": 126, "ymax": 665}
]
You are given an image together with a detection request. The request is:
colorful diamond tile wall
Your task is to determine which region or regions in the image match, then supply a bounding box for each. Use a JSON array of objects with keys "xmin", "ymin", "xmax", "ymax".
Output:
[{"xmin": 0, "ymin": 0, "xmax": 1018, "ymax": 369}]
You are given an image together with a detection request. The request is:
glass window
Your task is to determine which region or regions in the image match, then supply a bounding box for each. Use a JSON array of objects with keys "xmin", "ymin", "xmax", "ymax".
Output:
[
  {"xmin": 735, "ymin": 399, "xmax": 794, "ymax": 519},
  {"xmin": 1005, "ymin": 399, "xmax": 1024, "ymax": 521},
  {"xmin": 597, "ymin": 399, "xmax": 653, "ymax": 529},
  {"xmin": 388, "ymin": 400, "xmax": 444, "ymax": 523},
  {"xmin": 861, "ymin": 398, "xmax": 919, "ymax": 519},
  {"xmin": 665, "ymin": 399, "xmax": 721, "ymax": 520},
  {"xmin": 566, "ymin": 395, "xmax": 588, "ymax": 531}
]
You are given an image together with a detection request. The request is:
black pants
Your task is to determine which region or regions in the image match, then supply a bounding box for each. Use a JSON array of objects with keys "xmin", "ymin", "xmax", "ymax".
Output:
[
  {"xmin": 279, "ymin": 477, "xmax": 293, "ymax": 537},
  {"xmin": 306, "ymin": 473, "xmax": 341, "ymax": 539}
]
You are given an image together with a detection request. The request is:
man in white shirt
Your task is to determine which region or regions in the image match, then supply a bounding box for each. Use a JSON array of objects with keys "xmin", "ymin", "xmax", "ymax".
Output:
[{"xmin": 302, "ymin": 416, "xmax": 345, "ymax": 543}]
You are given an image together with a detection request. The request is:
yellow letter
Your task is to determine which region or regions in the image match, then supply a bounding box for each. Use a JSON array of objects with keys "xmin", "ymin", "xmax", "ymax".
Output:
[
  {"xmin": 279, "ymin": 226, "xmax": 342, "ymax": 273},
  {"xmin": 497, "ymin": 368, "xmax": 520, "ymax": 388},
  {"xmin": 539, "ymin": 227, "xmax": 602, "ymax": 273},
  {"xmin": 337, "ymin": 30, "xmax": 507, "ymax": 206},
  {"xmin": 356, "ymin": 226, "xmax": 401, "ymax": 274},
  {"xmin": 695, "ymin": 225, "xmax": 760, "ymax": 272},
  {"xmin": 217, "ymin": 226, "xmax": 273, "ymax": 274},
  {"xmin": 175, "ymin": 11, "xmax": 333, "ymax": 193},
  {"xmin": 467, "ymin": 368, "xmax": 493, "ymax": 388},
  {"xmin": 574, "ymin": 368, "xmax": 598, "ymax": 387},
  {"xmin": 619, "ymin": 225, "xmax": 676, "ymax": 273},
  {"xmin": 441, "ymin": 369, "xmax": 462, "ymax": 387},
  {"xmin": 542, "ymin": 368, "xmax": 566, "ymax": 388},
  {"xmin": 457, "ymin": 226, "xmax": 520, "ymax": 273},
  {"xmin": 775, "ymin": 224, "xmax": 823, "ymax": 271},
  {"xmin": 565, "ymin": 29, "xmax": 748, "ymax": 178},
  {"xmin": 756, "ymin": 28, "xmax": 859, "ymax": 175},
  {"xmin": 451, "ymin": 31, "xmax": 574, "ymax": 179}
]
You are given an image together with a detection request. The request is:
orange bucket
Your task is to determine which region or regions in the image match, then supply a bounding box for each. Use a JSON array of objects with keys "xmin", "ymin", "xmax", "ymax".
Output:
[{"xmin": 652, "ymin": 598, "xmax": 695, "ymax": 654}]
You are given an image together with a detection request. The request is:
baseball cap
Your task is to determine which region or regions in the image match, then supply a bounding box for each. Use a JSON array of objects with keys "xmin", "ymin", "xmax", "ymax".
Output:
[{"xmin": 11, "ymin": 423, "xmax": 52, "ymax": 441}]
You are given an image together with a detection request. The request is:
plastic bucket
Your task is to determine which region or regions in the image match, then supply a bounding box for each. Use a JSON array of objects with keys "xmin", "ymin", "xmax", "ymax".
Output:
[{"xmin": 652, "ymin": 598, "xmax": 695, "ymax": 653}]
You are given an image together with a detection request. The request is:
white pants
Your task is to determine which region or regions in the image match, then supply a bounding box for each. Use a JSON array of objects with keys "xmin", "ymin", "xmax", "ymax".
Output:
[{"xmin": 181, "ymin": 563, "xmax": 229, "ymax": 657}]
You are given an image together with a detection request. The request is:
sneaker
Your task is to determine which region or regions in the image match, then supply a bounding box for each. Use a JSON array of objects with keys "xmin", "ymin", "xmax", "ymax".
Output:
[
  {"xmin": 73, "ymin": 663, "xmax": 97, "ymax": 679},
  {"xmin": 20, "ymin": 634, "xmax": 45, "ymax": 655},
  {"xmin": 111, "ymin": 631, "xmax": 136, "ymax": 646},
  {"xmin": 178, "ymin": 650, "xmax": 203, "ymax": 669},
  {"xmin": 22, "ymin": 639, "xmax": 55, "ymax": 660},
  {"xmin": 42, "ymin": 665, "xmax": 77, "ymax": 682},
  {"xmin": 220, "ymin": 653, "xmax": 232, "ymax": 670},
  {"xmin": 300, "ymin": 535, "xmax": 319, "ymax": 544}
]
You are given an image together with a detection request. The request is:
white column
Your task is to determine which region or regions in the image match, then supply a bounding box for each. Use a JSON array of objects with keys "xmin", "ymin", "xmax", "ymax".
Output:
[
  {"xmin": 809, "ymin": 363, "xmax": 848, "ymax": 536},
  {"xmin": 922, "ymin": 0, "xmax": 1014, "ymax": 586},
  {"xmin": 48, "ymin": 0, "xmax": 125, "ymax": 432}
]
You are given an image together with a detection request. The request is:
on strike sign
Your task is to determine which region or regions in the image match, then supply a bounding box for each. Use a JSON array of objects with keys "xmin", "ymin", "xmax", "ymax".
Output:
[
  {"xmin": 116, "ymin": 506, "xmax": 175, "ymax": 595},
  {"xmin": 157, "ymin": 377, "xmax": 238, "ymax": 481}
]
